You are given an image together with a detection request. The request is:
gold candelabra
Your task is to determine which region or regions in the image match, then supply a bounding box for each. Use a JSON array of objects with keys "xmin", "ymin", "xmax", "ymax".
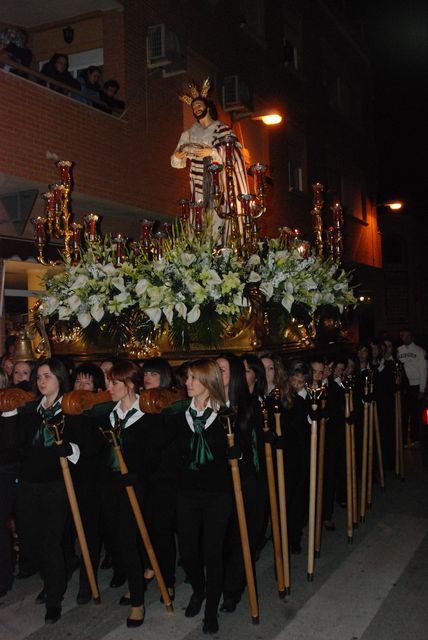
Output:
[{"xmin": 32, "ymin": 161, "xmax": 81, "ymax": 265}]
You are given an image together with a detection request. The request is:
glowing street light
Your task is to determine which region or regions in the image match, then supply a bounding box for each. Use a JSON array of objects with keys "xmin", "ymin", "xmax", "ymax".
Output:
[{"xmin": 377, "ymin": 201, "xmax": 403, "ymax": 211}]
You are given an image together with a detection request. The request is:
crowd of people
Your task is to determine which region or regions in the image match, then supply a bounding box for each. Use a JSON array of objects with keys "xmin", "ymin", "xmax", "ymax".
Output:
[
  {"xmin": 0, "ymin": 329, "xmax": 426, "ymax": 634},
  {"xmin": 0, "ymin": 25, "xmax": 125, "ymax": 115}
]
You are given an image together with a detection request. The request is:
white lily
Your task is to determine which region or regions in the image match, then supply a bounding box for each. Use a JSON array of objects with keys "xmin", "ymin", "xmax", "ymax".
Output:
[
  {"xmin": 187, "ymin": 305, "xmax": 200, "ymax": 323},
  {"xmin": 77, "ymin": 311, "xmax": 92, "ymax": 328},
  {"xmin": 145, "ymin": 307, "xmax": 162, "ymax": 326}
]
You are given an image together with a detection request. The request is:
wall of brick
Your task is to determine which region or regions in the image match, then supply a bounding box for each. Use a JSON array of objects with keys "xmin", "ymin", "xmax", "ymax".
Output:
[{"xmin": 1, "ymin": 0, "xmax": 381, "ymax": 272}]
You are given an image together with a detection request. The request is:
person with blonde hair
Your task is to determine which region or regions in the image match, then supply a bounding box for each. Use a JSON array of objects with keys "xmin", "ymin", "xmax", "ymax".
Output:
[{"xmin": 169, "ymin": 358, "xmax": 231, "ymax": 634}]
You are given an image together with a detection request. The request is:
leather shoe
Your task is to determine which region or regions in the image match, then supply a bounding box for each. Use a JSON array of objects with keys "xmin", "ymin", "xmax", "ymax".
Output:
[
  {"xmin": 203, "ymin": 616, "xmax": 219, "ymax": 634},
  {"xmin": 45, "ymin": 606, "xmax": 61, "ymax": 624},
  {"xmin": 110, "ymin": 574, "xmax": 126, "ymax": 588},
  {"xmin": 126, "ymin": 605, "xmax": 145, "ymax": 628},
  {"xmin": 119, "ymin": 594, "xmax": 131, "ymax": 606},
  {"xmin": 35, "ymin": 588, "xmax": 46, "ymax": 604},
  {"xmin": 220, "ymin": 597, "xmax": 236, "ymax": 613},
  {"xmin": 76, "ymin": 590, "xmax": 92, "ymax": 605},
  {"xmin": 185, "ymin": 592, "xmax": 206, "ymax": 618}
]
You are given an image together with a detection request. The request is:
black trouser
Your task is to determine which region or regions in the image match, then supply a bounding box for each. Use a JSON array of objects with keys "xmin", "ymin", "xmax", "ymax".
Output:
[
  {"xmin": 323, "ymin": 424, "xmax": 346, "ymax": 520},
  {"xmin": 75, "ymin": 478, "xmax": 102, "ymax": 595},
  {"xmin": 16, "ymin": 479, "xmax": 69, "ymax": 608},
  {"xmin": 222, "ymin": 473, "xmax": 264, "ymax": 601},
  {"xmin": 177, "ymin": 489, "xmax": 232, "ymax": 618},
  {"xmin": 146, "ymin": 483, "xmax": 177, "ymax": 588},
  {"xmin": 99, "ymin": 472, "xmax": 126, "ymax": 579},
  {"xmin": 119, "ymin": 483, "xmax": 146, "ymax": 607},
  {"xmin": 284, "ymin": 445, "xmax": 309, "ymax": 547},
  {"xmin": 0, "ymin": 471, "xmax": 17, "ymax": 592}
]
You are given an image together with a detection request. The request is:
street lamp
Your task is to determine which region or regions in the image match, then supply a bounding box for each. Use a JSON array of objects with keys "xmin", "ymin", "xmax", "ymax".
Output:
[
  {"xmin": 377, "ymin": 201, "xmax": 403, "ymax": 211},
  {"xmin": 232, "ymin": 109, "xmax": 283, "ymax": 125}
]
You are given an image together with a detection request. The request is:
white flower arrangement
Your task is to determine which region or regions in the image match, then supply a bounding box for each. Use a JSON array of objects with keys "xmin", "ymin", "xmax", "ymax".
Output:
[
  {"xmin": 245, "ymin": 238, "xmax": 356, "ymax": 316},
  {"xmin": 40, "ymin": 226, "xmax": 356, "ymax": 348}
]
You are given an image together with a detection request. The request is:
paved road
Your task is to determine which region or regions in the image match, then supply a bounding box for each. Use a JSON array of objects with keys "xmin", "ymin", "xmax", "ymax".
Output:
[{"xmin": 1, "ymin": 448, "xmax": 428, "ymax": 640}]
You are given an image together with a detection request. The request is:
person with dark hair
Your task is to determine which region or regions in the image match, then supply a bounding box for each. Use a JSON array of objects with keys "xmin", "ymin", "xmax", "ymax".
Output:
[
  {"xmin": 0, "ymin": 26, "xmax": 32, "ymax": 71},
  {"xmin": 276, "ymin": 359, "xmax": 311, "ymax": 554},
  {"xmin": 40, "ymin": 53, "xmax": 80, "ymax": 94},
  {"xmin": 98, "ymin": 359, "xmax": 164, "ymax": 628},
  {"xmin": 1, "ymin": 358, "xmax": 84, "ymax": 623},
  {"xmin": 99, "ymin": 357, "xmax": 118, "ymax": 388},
  {"xmin": 72, "ymin": 363, "xmax": 105, "ymax": 393},
  {"xmin": 68, "ymin": 362, "xmax": 109, "ymax": 605},
  {"xmin": 99, "ymin": 79, "xmax": 125, "ymax": 114},
  {"xmin": 76, "ymin": 65, "xmax": 102, "ymax": 105},
  {"xmin": 216, "ymin": 352, "xmax": 264, "ymax": 614},
  {"xmin": 131, "ymin": 357, "xmax": 178, "ymax": 603},
  {"xmin": 323, "ymin": 355, "xmax": 348, "ymax": 528},
  {"xmin": 171, "ymin": 78, "xmax": 248, "ymax": 233},
  {"xmin": 141, "ymin": 357, "xmax": 174, "ymax": 390},
  {"xmin": 241, "ymin": 353, "xmax": 267, "ymax": 400}
]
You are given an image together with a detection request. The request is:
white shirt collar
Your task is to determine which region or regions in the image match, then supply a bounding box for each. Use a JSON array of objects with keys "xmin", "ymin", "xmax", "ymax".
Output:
[
  {"xmin": 38, "ymin": 396, "xmax": 63, "ymax": 414},
  {"xmin": 185, "ymin": 398, "xmax": 217, "ymax": 432},
  {"xmin": 110, "ymin": 395, "xmax": 143, "ymax": 428}
]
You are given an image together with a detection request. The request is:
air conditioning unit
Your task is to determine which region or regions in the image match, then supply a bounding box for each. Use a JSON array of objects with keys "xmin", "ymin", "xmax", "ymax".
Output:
[
  {"xmin": 147, "ymin": 24, "xmax": 186, "ymax": 75},
  {"xmin": 222, "ymin": 75, "xmax": 252, "ymax": 113}
]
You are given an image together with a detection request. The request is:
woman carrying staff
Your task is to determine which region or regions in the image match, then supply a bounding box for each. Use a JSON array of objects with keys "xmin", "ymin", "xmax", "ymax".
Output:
[
  {"xmin": 170, "ymin": 358, "xmax": 232, "ymax": 635},
  {"xmin": 101, "ymin": 360, "xmax": 164, "ymax": 628},
  {"xmin": 135, "ymin": 357, "xmax": 177, "ymax": 602},
  {"xmin": 1, "ymin": 358, "xmax": 80, "ymax": 624},
  {"xmin": 216, "ymin": 352, "xmax": 264, "ymax": 614}
]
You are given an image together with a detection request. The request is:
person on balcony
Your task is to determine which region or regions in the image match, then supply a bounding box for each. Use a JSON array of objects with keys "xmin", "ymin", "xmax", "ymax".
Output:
[
  {"xmin": 99, "ymin": 80, "xmax": 125, "ymax": 114},
  {"xmin": 76, "ymin": 66, "xmax": 102, "ymax": 106},
  {"xmin": 40, "ymin": 53, "xmax": 80, "ymax": 95},
  {"xmin": 0, "ymin": 26, "xmax": 32, "ymax": 70}
]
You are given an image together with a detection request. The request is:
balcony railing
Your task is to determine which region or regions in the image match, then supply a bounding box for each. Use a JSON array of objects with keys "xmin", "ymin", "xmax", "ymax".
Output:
[{"xmin": 0, "ymin": 57, "xmax": 126, "ymax": 118}]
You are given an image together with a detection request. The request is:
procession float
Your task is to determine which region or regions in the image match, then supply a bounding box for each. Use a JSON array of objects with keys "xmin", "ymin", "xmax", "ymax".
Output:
[{"xmin": 24, "ymin": 134, "xmax": 356, "ymax": 362}]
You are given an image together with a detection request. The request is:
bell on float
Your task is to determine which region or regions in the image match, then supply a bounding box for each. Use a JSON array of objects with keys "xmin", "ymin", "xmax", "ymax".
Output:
[{"xmin": 13, "ymin": 334, "xmax": 36, "ymax": 362}]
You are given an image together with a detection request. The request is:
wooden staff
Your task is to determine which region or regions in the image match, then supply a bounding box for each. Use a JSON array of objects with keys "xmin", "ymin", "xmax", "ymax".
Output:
[
  {"xmin": 222, "ymin": 411, "xmax": 259, "ymax": 624},
  {"xmin": 373, "ymin": 403, "xmax": 385, "ymax": 490},
  {"xmin": 273, "ymin": 390, "xmax": 290, "ymax": 594},
  {"xmin": 105, "ymin": 429, "xmax": 173, "ymax": 612},
  {"xmin": 306, "ymin": 385, "xmax": 323, "ymax": 581},
  {"xmin": 360, "ymin": 374, "xmax": 370, "ymax": 523},
  {"xmin": 50, "ymin": 421, "xmax": 100, "ymax": 603},
  {"xmin": 315, "ymin": 395, "xmax": 327, "ymax": 558},
  {"xmin": 260, "ymin": 400, "xmax": 286, "ymax": 598},
  {"xmin": 349, "ymin": 384, "xmax": 358, "ymax": 529},
  {"xmin": 367, "ymin": 378, "xmax": 375, "ymax": 510},
  {"xmin": 344, "ymin": 390, "xmax": 353, "ymax": 544}
]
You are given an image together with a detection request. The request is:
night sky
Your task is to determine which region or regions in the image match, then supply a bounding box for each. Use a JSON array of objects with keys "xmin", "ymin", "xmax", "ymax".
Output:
[{"xmin": 363, "ymin": 1, "xmax": 427, "ymax": 217}]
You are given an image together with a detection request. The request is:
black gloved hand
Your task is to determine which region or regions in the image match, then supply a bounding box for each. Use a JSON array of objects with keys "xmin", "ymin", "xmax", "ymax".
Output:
[
  {"xmin": 263, "ymin": 429, "xmax": 275, "ymax": 444},
  {"xmin": 272, "ymin": 435, "xmax": 285, "ymax": 450},
  {"xmin": 120, "ymin": 472, "xmax": 138, "ymax": 488},
  {"xmin": 54, "ymin": 442, "xmax": 73, "ymax": 458},
  {"xmin": 345, "ymin": 412, "xmax": 355, "ymax": 425},
  {"xmin": 227, "ymin": 445, "xmax": 243, "ymax": 461},
  {"xmin": 309, "ymin": 408, "xmax": 319, "ymax": 421}
]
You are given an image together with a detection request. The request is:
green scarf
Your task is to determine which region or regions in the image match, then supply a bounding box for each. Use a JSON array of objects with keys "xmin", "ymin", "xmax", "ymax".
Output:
[
  {"xmin": 188, "ymin": 406, "xmax": 214, "ymax": 471},
  {"xmin": 109, "ymin": 407, "xmax": 138, "ymax": 472},
  {"xmin": 32, "ymin": 400, "xmax": 62, "ymax": 448}
]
